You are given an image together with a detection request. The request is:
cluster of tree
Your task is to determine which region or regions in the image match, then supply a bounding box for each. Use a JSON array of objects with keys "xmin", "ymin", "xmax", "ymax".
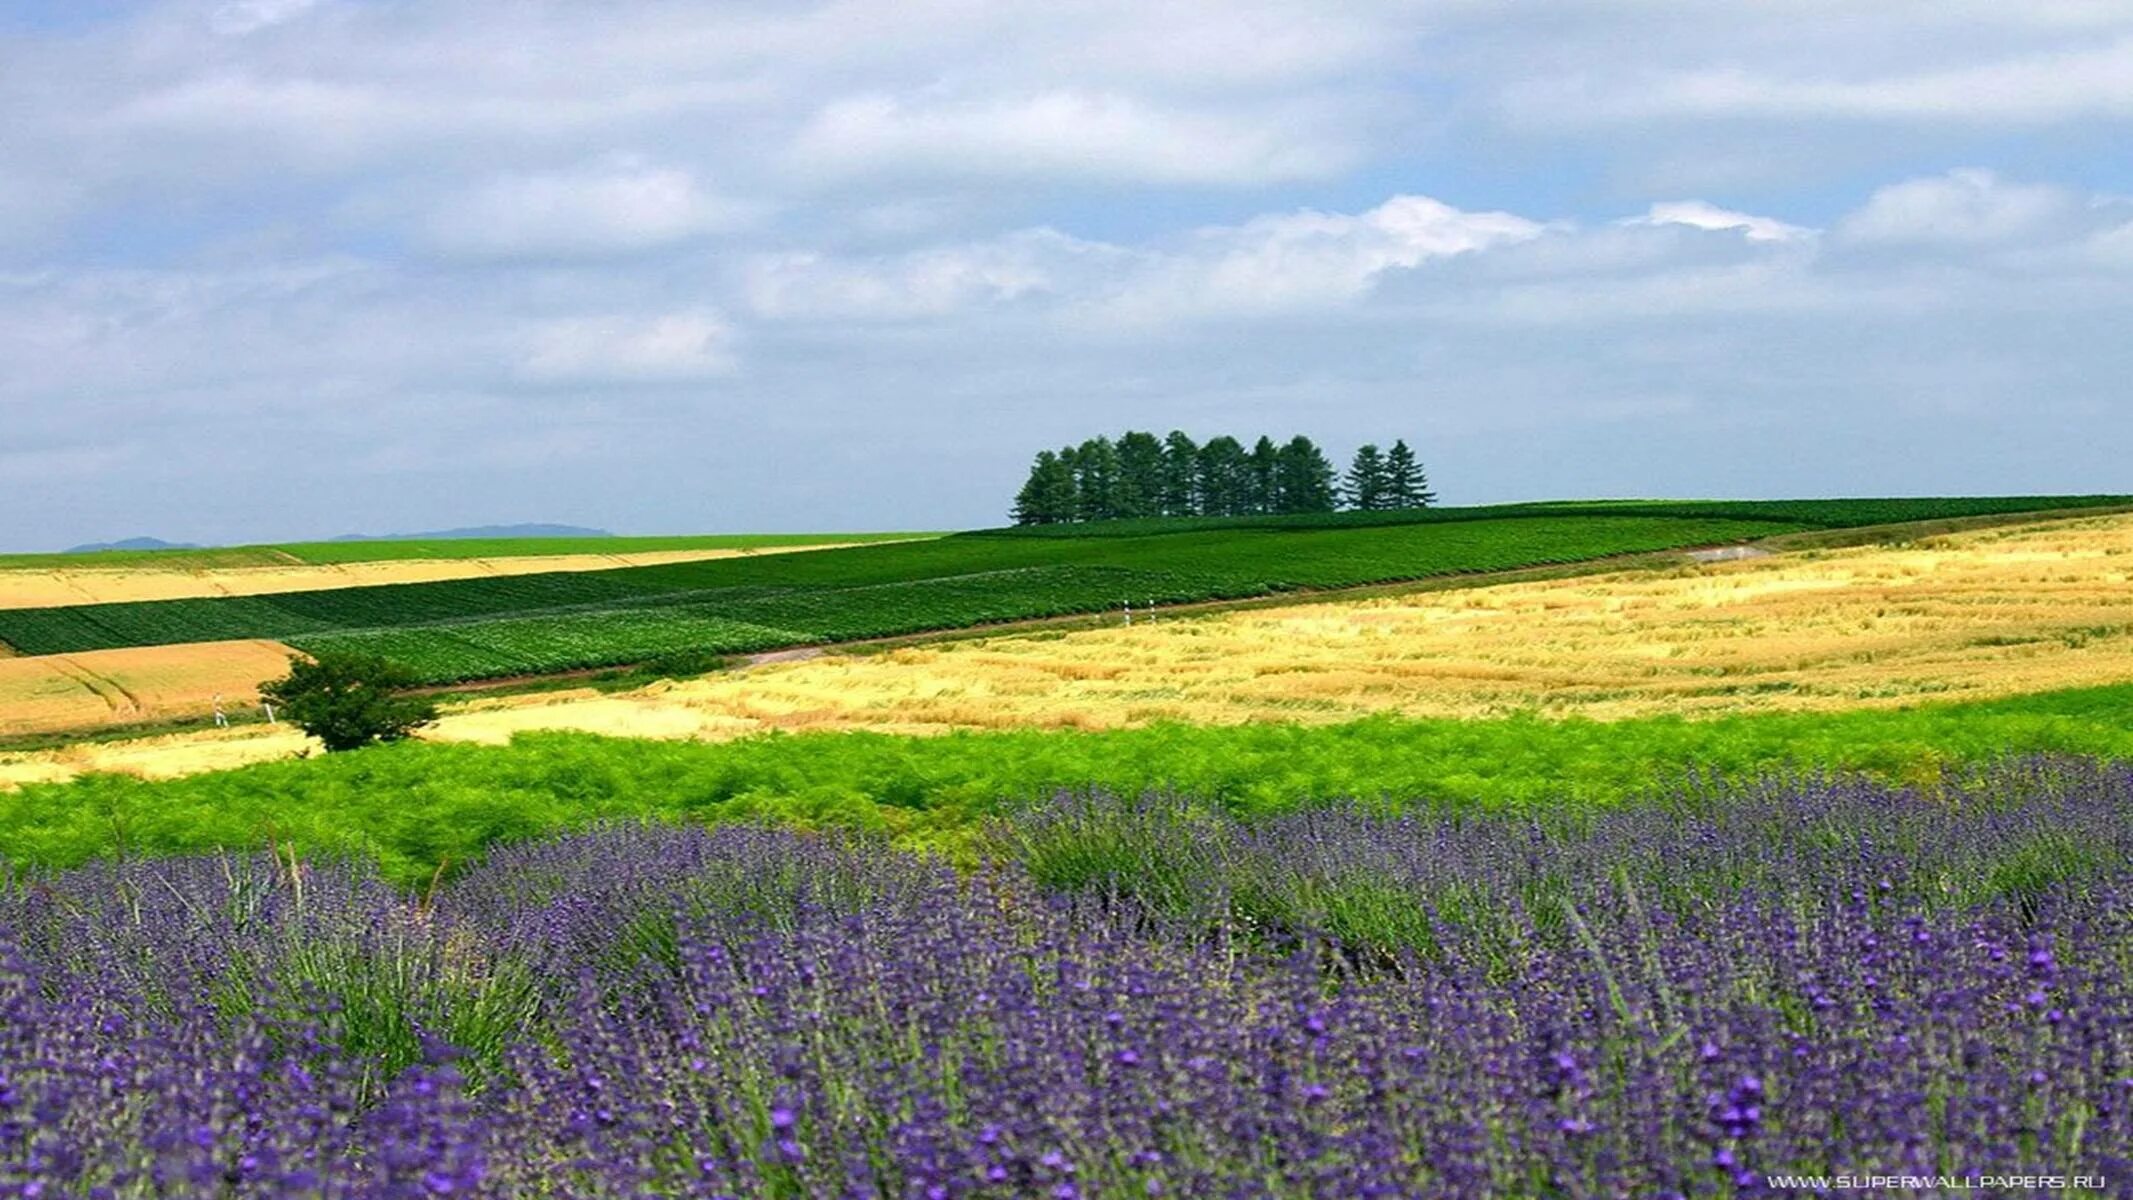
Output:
[{"xmin": 1011, "ymin": 432, "xmax": 1432, "ymax": 524}]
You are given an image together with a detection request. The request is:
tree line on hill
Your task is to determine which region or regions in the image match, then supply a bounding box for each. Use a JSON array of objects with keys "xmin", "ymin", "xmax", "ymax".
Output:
[{"xmin": 1011, "ymin": 432, "xmax": 1433, "ymax": 524}]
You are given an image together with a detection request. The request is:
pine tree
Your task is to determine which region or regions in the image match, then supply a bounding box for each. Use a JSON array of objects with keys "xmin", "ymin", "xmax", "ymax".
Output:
[
  {"xmin": 1274, "ymin": 436, "xmax": 1338, "ymax": 513},
  {"xmin": 1384, "ymin": 439, "xmax": 1435, "ymax": 508},
  {"xmin": 1196, "ymin": 436, "xmax": 1249, "ymax": 516},
  {"xmin": 1159, "ymin": 431, "xmax": 1200, "ymax": 517},
  {"xmin": 1012, "ymin": 450, "xmax": 1077, "ymax": 524},
  {"xmin": 1246, "ymin": 436, "xmax": 1280, "ymax": 514},
  {"xmin": 1072, "ymin": 437, "xmax": 1124, "ymax": 522},
  {"xmin": 1037, "ymin": 451, "xmax": 1080, "ymax": 521},
  {"xmin": 1115, "ymin": 431, "xmax": 1165, "ymax": 519},
  {"xmin": 1011, "ymin": 452, "xmax": 1050, "ymax": 525},
  {"xmin": 1344, "ymin": 444, "xmax": 1389, "ymax": 511}
]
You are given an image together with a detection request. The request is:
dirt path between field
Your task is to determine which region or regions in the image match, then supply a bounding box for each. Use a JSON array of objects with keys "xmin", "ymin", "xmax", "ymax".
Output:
[
  {"xmin": 1685, "ymin": 545, "xmax": 1775, "ymax": 564},
  {"xmin": 743, "ymin": 647, "xmax": 826, "ymax": 667}
]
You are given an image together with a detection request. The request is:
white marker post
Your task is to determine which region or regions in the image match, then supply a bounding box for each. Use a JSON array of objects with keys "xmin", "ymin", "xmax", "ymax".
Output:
[
  {"xmin": 1123, "ymin": 600, "xmax": 1132, "ymax": 626},
  {"xmin": 262, "ymin": 701, "xmax": 277, "ymax": 725}
]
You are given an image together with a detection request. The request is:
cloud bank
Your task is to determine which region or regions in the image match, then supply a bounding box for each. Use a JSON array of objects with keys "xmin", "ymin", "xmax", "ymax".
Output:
[{"xmin": 2, "ymin": 1, "xmax": 2131, "ymax": 547}]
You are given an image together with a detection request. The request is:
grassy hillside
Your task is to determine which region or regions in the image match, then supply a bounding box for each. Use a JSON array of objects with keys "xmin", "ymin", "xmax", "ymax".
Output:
[
  {"xmin": 0, "ymin": 531, "xmax": 933, "ymax": 571},
  {"xmin": 8, "ymin": 682, "xmax": 2133, "ymax": 886},
  {"xmin": 0, "ymin": 515, "xmax": 1800, "ymax": 679}
]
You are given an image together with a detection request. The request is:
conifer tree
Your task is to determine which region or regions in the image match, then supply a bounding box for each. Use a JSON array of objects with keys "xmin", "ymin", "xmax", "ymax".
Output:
[
  {"xmin": 1011, "ymin": 449, "xmax": 1077, "ymax": 524},
  {"xmin": 1246, "ymin": 436, "xmax": 1280, "ymax": 514},
  {"xmin": 1344, "ymin": 444, "xmax": 1389, "ymax": 511},
  {"xmin": 1072, "ymin": 437, "xmax": 1124, "ymax": 522},
  {"xmin": 1011, "ymin": 453, "xmax": 1048, "ymax": 525},
  {"xmin": 1159, "ymin": 431, "xmax": 1200, "ymax": 517},
  {"xmin": 1274, "ymin": 436, "xmax": 1338, "ymax": 513},
  {"xmin": 1195, "ymin": 436, "xmax": 1249, "ymax": 516},
  {"xmin": 1115, "ymin": 431, "xmax": 1165, "ymax": 519},
  {"xmin": 1384, "ymin": 439, "xmax": 1435, "ymax": 508}
]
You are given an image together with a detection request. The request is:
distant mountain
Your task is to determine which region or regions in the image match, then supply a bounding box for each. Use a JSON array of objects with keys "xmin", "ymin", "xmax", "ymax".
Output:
[
  {"xmin": 325, "ymin": 523, "xmax": 615, "ymax": 543},
  {"xmin": 63, "ymin": 536, "xmax": 203, "ymax": 554}
]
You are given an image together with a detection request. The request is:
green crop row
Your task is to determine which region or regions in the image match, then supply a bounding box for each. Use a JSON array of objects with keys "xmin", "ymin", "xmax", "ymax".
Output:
[
  {"xmin": 272, "ymin": 515, "xmax": 1794, "ymax": 683},
  {"xmin": 299, "ymin": 611, "xmax": 814, "ymax": 682},
  {"xmin": 10, "ymin": 682, "xmax": 2133, "ymax": 887},
  {"xmin": 0, "ymin": 514, "xmax": 1795, "ymax": 662}
]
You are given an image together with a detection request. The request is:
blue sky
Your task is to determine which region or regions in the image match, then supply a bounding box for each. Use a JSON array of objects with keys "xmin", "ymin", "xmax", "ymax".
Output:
[{"xmin": 4, "ymin": 2, "xmax": 2133, "ymax": 549}]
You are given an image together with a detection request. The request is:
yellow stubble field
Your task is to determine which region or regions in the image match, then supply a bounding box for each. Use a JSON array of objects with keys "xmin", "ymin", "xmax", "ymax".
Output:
[
  {"xmin": 0, "ymin": 545, "xmax": 867, "ymax": 610},
  {"xmin": 437, "ymin": 512, "xmax": 2133, "ymax": 739},
  {"xmin": 0, "ymin": 640, "xmax": 299, "ymax": 737}
]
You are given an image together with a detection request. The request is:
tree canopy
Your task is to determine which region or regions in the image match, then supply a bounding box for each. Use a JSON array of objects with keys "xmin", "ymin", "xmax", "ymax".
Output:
[
  {"xmin": 260, "ymin": 651, "xmax": 440, "ymax": 752},
  {"xmin": 1010, "ymin": 431, "xmax": 1422, "ymax": 524}
]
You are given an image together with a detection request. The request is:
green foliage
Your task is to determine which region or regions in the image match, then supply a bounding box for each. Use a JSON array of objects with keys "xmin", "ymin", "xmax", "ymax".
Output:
[
  {"xmin": 1384, "ymin": 440, "xmax": 1433, "ymax": 508},
  {"xmin": 1344, "ymin": 444, "xmax": 1389, "ymax": 511},
  {"xmin": 1011, "ymin": 450, "xmax": 1078, "ymax": 525},
  {"xmin": 1274, "ymin": 436, "xmax": 1339, "ymax": 514},
  {"xmin": 259, "ymin": 652, "xmax": 440, "ymax": 751},
  {"xmin": 12, "ymin": 682, "xmax": 2133, "ymax": 888}
]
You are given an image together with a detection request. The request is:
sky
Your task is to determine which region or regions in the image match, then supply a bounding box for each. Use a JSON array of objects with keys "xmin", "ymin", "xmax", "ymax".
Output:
[{"xmin": 4, "ymin": 2, "xmax": 2133, "ymax": 549}]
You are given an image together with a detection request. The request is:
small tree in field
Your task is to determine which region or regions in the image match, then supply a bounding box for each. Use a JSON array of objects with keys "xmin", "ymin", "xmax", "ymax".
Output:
[{"xmin": 261, "ymin": 651, "xmax": 439, "ymax": 752}]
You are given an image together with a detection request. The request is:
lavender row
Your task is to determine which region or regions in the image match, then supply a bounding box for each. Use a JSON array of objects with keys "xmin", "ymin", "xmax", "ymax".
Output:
[{"xmin": 2, "ymin": 766, "xmax": 2130, "ymax": 1196}]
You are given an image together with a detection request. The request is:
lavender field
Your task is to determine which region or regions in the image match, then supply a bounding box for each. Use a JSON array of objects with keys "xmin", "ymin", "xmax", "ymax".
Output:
[{"xmin": 4, "ymin": 765, "xmax": 2130, "ymax": 1197}]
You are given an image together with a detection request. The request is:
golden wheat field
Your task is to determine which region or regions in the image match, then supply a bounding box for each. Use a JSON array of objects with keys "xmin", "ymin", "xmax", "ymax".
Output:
[
  {"xmin": 0, "ymin": 543, "xmax": 874, "ymax": 609},
  {"xmin": 0, "ymin": 641, "xmax": 299, "ymax": 736},
  {"xmin": 12, "ymin": 512, "xmax": 2133, "ymax": 787},
  {"xmin": 435, "ymin": 512, "xmax": 2133, "ymax": 740}
]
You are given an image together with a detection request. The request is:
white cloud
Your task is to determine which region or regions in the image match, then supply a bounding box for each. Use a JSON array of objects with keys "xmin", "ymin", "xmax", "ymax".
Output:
[
  {"xmin": 1630, "ymin": 201, "xmax": 1812, "ymax": 243},
  {"xmin": 748, "ymin": 195, "xmax": 1545, "ymax": 325},
  {"xmin": 210, "ymin": 0, "xmax": 324, "ymax": 36},
  {"xmin": 747, "ymin": 229, "xmax": 1109, "ymax": 320},
  {"xmin": 1838, "ymin": 169, "xmax": 2087, "ymax": 245},
  {"xmin": 786, "ymin": 90, "xmax": 1352, "ymax": 185},
  {"xmin": 2089, "ymin": 221, "xmax": 2133, "ymax": 266},
  {"xmin": 424, "ymin": 161, "xmax": 754, "ymax": 259},
  {"xmin": 1106, "ymin": 196, "xmax": 1547, "ymax": 320},
  {"xmin": 520, "ymin": 310, "xmax": 738, "ymax": 382},
  {"xmin": 1505, "ymin": 28, "xmax": 2133, "ymax": 129},
  {"xmin": 10, "ymin": 2, "xmax": 2133, "ymax": 546}
]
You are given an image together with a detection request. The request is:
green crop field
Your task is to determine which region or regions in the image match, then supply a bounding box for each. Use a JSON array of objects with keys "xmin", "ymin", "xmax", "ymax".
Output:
[
  {"xmin": 0, "ymin": 531, "xmax": 935, "ymax": 571},
  {"xmin": 0, "ymin": 514, "xmax": 1804, "ymax": 679},
  {"xmin": 1, "ymin": 496, "xmax": 2127, "ymax": 684},
  {"xmin": 976, "ymin": 494, "xmax": 2133, "ymax": 537}
]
